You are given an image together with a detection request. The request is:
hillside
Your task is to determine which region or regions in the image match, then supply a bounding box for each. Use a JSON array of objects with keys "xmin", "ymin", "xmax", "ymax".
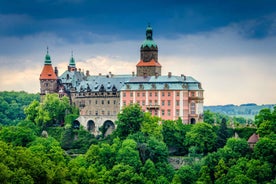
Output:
[{"xmin": 204, "ymin": 103, "xmax": 275, "ymax": 119}]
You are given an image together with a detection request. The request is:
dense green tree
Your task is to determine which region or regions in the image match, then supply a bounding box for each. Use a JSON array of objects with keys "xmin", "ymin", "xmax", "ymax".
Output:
[
  {"xmin": 0, "ymin": 91, "xmax": 39, "ymax": 125},
  {"xmin": 24, "ymin": 94, "xmax": 76, "ymax": 128},
  {"xmin": 186, "ymin": 122, "xmax": 217, "ymax": 155},
  {"xmin": 254, "ymin": 134, "xmax": 276, "ymax": 167},
  {"xmin": 216, "ymin": 118, "xmax": 229, "ymax": 149},
  {"xmin": 255, "ymin": 107, "xmax": 275, "ymax": 127},
  {"xmin": 0, "ymin": 124, "xmax": 36, "ymax": 147},
  {"xmin": 224, "ymin": 137, "xmax": 249, "ymax": 157},
  {"xmin": 141, "ymin": 112, "xmax": 163, "ymax": 141},
  {"xmin": 114, "ymin": 104, "xmax": 144, "ymax": 139},
  {"xmin": 172, "ymin": 165, "xmax": 197, "ymax": 184},
  {"xmin": 162, "ymin": 120, "xmax": 191, "ymax": 155},
  {"xmin": 116, "ymin": 139, "xmax": 142, "ymax": 170},
  {"xmin": 204, "ymin": 110, "xmax": 216, "ymax": 124}
]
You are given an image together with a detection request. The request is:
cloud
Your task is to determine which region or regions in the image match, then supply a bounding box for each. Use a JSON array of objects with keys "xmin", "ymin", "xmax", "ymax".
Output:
[{"xmin": 1, "ymin": 21, "xmax": 276, "ymax": 105}]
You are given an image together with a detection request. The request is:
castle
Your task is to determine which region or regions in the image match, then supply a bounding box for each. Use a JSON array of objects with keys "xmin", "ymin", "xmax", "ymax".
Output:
[{"xmin": 39, "ymin": 26, "xmax": 204, "ymax": 135}]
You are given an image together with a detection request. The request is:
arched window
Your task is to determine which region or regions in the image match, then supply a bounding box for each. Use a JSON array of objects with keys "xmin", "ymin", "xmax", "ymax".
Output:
[{"xmin": 190, "ymin": 102, "xmax": 196, "ymax": 114}]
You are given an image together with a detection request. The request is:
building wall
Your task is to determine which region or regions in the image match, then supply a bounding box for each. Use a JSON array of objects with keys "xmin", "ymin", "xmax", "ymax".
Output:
[
  {"xmin": 71, "ymin": 91, "xmax": 121, "ymax": 117},
  {"xmin": 136, "ymin": 66, "xmax": 161, "ymax": 77},
  {"xmin": 121, "ymin": 88, "xmax": 201, "ymax": 124},
  {"xmin": 40, "ymin": 79, "xmax": 57, "ymax": 95}
]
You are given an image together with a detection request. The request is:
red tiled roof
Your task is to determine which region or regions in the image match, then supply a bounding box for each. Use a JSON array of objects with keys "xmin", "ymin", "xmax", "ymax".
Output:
[
  {"xmin": 39, "ymin": 65, "xmax": 57, "ymax": 80},
  {"xmin": 136, "ymin": 59, "xmax": 162, "ymax": 67},
  {"xmin": 247, "ymin": 133, "xmax": 259, "ymax": 143}
]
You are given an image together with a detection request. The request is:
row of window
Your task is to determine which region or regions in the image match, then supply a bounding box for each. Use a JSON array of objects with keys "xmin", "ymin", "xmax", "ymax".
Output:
[
  {"xmin": 77, "ymin": 100, "xmax": 117, "ymax": 105},
  {"xmin": 123, "ymin": 100, "xmax": 186, "ymax": 106},
  {"xmin": 123, "ymin": 91, "xmax": 181, "ymax": 97},
  {"xmin": 123, "ymin": 91, "xmax": 203, "ymax": 98},
  {"xmin": 86, "ymin": 110, "xmax": 117, "ymax": 116}
]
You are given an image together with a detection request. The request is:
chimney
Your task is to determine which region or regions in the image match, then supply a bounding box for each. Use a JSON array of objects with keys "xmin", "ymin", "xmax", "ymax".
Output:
[
  {"xmin": 67, "ymin": 66, "xmax": 70, "ymax": 71},
  {"xmin": 54, "ymin": 66, "xmax": 58, "ymax": 76},
  {"xmin": 78, "ymin": 68, "xmax": 81, "ymax": 72},
  {"xmin": 168, "ymin": 72, "xmax": 172, "ymax": 78},
  {"xmin": 109, "ymin": 71, "xmax": 112, "ymax": 78},
  {"xmin": 86, "ymin": 70, "xmax": 90, "ymax": 76},
  {"xmin": 99, "ymin": 73, "xmax": 102, "ymax": 76},
  {"xmin": 155, "ymin": 72, "xmax": 158, "ymax": 79},
  {"xmin": 132, "ymin": 71, "xmax": 135, "ymax": 76},
  {"xmin": 181, "ymin": 74, "xmax": 186, "ymax": 80}
]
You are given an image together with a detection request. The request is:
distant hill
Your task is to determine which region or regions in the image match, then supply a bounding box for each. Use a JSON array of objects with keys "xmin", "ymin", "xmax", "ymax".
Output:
[{"xmin": 204, "ymin": 103, "xmax": 275, "ymax": 119}]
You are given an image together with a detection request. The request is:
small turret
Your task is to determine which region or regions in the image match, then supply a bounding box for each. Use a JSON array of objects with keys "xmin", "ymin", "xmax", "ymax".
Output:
[{"xmin": 68, "ymin": 51, "xmax": 76, "ymax": 71}]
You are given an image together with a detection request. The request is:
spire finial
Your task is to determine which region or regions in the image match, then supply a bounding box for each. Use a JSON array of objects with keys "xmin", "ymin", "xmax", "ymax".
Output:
[
  {"xmin": 71, "ymin": 50, "xmax": 73, "ymax": 58},
  {"xmin": 47, "ymin": 46, "xmax": 49, "ymax": 54}
]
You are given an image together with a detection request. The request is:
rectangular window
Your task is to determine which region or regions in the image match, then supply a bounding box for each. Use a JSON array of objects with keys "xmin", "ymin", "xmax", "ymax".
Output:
[
  {"xmin": 162, "ymin": 110, "xmax": 165, "ymax": 116},
  {"xmin": 95, "ymin": 111, "xmax": 98, "ymax": 115},
  {"xmin": 137, "ymin": 92, "xmax": 140, "ymax": 97},
  {"xmin": 123, "ymin": 92, "xmax": 126, "ymax": 97},
  {"xmin": 114, "ymin": 100, "xmax": 116, "ymax": 104},
  {"xmin": 176, "ymin": 92, "xmax": 180, "ymax": 96},
  {"xmin": 167, "ymin": 110, "xmax": 171, "ymax": 116},
  {"xmin": 137, "ymin": 101, "xmax": 140, "ymax": 105},
  {"xmin": 168, "ymin": 92, "xmax": 171, "ymax": 96},
  {"xmin": 176, "ymin": 109, "xmax": 179, "ymax": 116},
  {"xmin": 107, "ymin": 100, "xmax": 110, "ymax": 104},
  {"xmin": 168, "ymin": 100, "xmax": 171, "ymax": 106},
  {"xmin": 176, "ymin": 100, "xmax": 179, "ymax": 106},
  {"xmin": 130, "ymin": 92, "xmax": 133, "ymax": 97},
  {"xmin": 155, "ymin": 100, "xmax": 158, "ymax": 105},
  {"xmin": 190, "ymin": 103, "xmax": 196, "ymax": 114},
  {"xmin": 162, "ymin": 100, "xmax": 165, "ymax": 106},
  {"xmin": 102, "ymin": 100, "xmax": 104, "ymax": 105},
  {"xmin": 154, "ymin": 110, "xmax": 158, "ymax": 116},
  {"xmin": 142, "ymin": 101, "xmax": 145, "ymax": 106},
  {"xmin": 155, "ymin": 92, "xmax": 158, "ymax": 97},
  {"xmin": 95, "ymin": 100, "xmax": 98, "ymax": 104},
  {"xmin": 142, "ymin": 93, "xmax": 145, "ymax": 97},
  {"xmin": 123, "ymin": 101, "xmax": 126, "ymax": 106},
  {"xmin": 149, "ymin": 100, "xmax": 152, "ymax": 105},
  {"xmin": 162, "ymin": 92, "xmax": 165, "ymax": 97},
  {"xmin": 149, "ymin": 92, "xmax": 152, "ymax": 97}
]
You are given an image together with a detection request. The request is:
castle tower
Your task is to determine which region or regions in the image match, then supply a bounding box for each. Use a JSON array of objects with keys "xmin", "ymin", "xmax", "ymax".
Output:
[
  {"xmin": 39, "ymin": 47, "xmax": 58, "ymax": 95},
  {"xmin": 136, "ymin": 25, "xmax": 162, "ymax": 76},
  {"xmin": 68, "ymin": 51, "xmax": 76, "ymax": 71}
]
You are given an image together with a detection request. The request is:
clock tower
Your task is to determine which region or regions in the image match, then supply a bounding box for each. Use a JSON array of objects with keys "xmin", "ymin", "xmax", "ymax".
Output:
[{"xmin": 136, "ymin": 25, "xmax": 161, "ymax": 77}]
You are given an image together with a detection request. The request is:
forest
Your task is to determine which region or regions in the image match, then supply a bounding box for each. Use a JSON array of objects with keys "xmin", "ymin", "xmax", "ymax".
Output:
[{"xmin": 0, "ymin": 91, "xmax": 275, "ymax": 184}]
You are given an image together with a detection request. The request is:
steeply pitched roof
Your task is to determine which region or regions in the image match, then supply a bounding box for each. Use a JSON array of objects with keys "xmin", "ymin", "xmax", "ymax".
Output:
[
  {"xmin": 136, "ymin": 59, "xmax": 161, "ymax": 67},
  {"xmin": 40, "ymin": 65, "xmax": 57, "ymax": 80},
  {"xmin": 247, "ymin": 133, "xmax": 259, "ymax": 144}
]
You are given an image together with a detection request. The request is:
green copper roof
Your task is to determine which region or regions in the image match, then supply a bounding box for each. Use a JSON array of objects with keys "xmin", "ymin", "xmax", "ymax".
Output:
[
  {"xmin": 44, "ymin": 47, "xmax": 52, "ymax": 65},
  {"xmin": 141, "ymin": 25, "xmax": 157, "ymax": 48},
  {"xmin": 69, "ymin": 57, "xmax": 76, "ymax": 67}
]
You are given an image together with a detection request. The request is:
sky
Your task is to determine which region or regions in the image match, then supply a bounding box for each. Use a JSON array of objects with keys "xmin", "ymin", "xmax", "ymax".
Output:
[{"xmin": 0, "ymin": 0, "xmax": 276, "ymax": 105}]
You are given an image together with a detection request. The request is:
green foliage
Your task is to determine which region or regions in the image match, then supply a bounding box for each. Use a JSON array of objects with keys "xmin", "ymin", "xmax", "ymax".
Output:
[
  {"xmin": 162, "ymin": 120, "xmax": 191, "ymax": 155},
  {"xmin": 172, "ymin": 165, "xmax": 197, "ymax": 184},
  {"xmin": 114, "ymin": 104, "xmax": 144, "ymax": 139},
  {"xmin": 234, "ymin": 127, "xmax": 257, "ymax": 139},
  {"xmin": 186, "ymin": 122, "xmax": 217, "ymax": 155},
  {"xmin": 0, "ymin": 122, "xmax": 36, "ymax": 147},
  {"xmin": 24, "ymin": 94, "xmax": 77, "ymax": 128},
  {"xmin": 0, "ymin": 91, "xmax": 39, "ymax": 125},
  {"xmin": 141, "ymin": 112, "xmax": 163, "ymax": 141},
  {"xmin": 216, "ymin": 118, "xmax": 229, "ymax": 149}
]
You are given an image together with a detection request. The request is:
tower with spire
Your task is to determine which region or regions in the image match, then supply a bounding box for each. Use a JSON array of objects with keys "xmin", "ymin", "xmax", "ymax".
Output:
[
  {"xmin": 136, "ymin": 25, "xmax": 162, "ymax": 76},
  {"xmin": 39, "ymin": 47, "xmax": 58, "ymax": 96},
  {"xmin": 68, "ymin": 51, "xmax": 76, "ymax": 71}
]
